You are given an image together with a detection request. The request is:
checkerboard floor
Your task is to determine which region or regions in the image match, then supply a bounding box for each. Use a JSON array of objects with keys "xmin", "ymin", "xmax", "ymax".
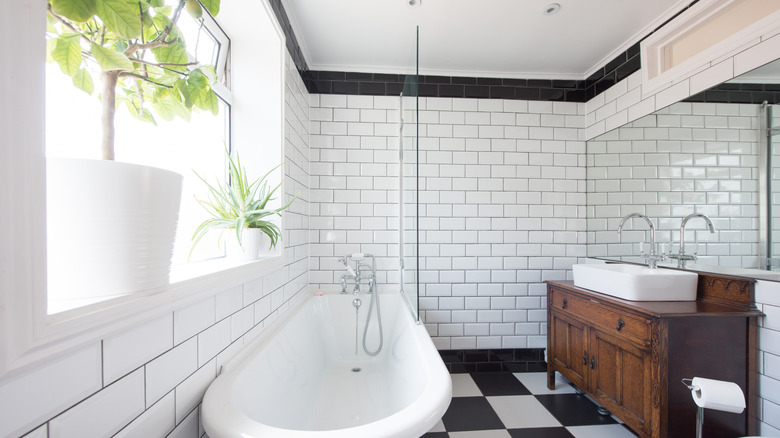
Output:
[{"xmin": 422, "ymin": 372, "xmax": 639, "ymax": 438}]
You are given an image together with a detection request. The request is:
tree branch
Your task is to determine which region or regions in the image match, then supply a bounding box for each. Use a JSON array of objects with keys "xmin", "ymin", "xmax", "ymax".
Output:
[
  {"xmin": 128, "ymin": 57, "xmax": 199, "ymax": 68},
  {"xmin": 124, "ymin": 0, "xmax": 186, "ymax": 57},
  {"xmin": 46, "ymin": 5, "xmax": 92, "ymax": 45},
  {"xmin": 118, "ymin": 71, "xmax": 174, "ymax": 88}
]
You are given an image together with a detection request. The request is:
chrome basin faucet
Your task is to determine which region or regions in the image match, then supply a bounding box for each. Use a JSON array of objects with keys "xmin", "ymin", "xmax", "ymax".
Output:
[
  {"xmin": 669, "ymin": 213, "xmax": 715, "ymax": 268},
  {"xmin": 617, "ymin": 213, "xmax": 665, "ymax": 269}
]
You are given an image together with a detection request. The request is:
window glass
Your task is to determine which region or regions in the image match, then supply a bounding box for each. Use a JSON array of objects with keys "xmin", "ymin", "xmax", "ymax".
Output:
[{"xmin": 45, "ymin": 1, "xmax": 232, "ymax": 312}]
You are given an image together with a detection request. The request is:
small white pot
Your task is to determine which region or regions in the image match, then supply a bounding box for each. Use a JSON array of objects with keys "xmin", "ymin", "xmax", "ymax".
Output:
[
  {"xmin": 46, "ymin": 158, "xmax": 183, "ymax": 301},
  {"xmin": 224, "ymin": 228, "xmax": 275, "ymax": 261}
]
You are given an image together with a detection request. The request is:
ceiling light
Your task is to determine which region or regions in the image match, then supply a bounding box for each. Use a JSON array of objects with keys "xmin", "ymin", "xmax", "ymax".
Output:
[
  {"xmin": 543, "ymin": 3, "xmax": 561, "ymax": 15},
  {"xmin": 407, "ymin": 0, "xmax": 421, "ymax": 7}
]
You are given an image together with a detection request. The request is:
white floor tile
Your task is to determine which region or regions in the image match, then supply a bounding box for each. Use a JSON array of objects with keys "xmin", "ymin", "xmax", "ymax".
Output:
[
  {"xmin": 513, "ymin": 371, "xmax": 577, "ymax": 395},
  {"xmin": 448, "ymin": 430, "xmax": 512, "ymax": 438},
  {"xmin": 567, "ymin": 424, "xmax": 638, "ymax": 438},
  {"xmin": 451, "ymin": 373, "xmax": 483, "ymax": 397},
  {"xmin": 487, "ymin": 395, "xmax": 563, "ymax": 429}
]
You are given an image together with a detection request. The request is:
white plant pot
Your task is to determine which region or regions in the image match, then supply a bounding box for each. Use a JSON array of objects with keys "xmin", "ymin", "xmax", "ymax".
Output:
[
  {"xmin": 224, "ymin": 228, "xmax": 275, "ymax": 261},
  {"xmin": 46, "ymin": 158, "xmax": 183, "ymax": 301}
]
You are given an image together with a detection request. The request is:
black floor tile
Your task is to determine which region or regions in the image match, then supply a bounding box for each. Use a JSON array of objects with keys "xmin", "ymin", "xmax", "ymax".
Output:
[
  {"xmin": 441, "ymin": 396, "xmax": 505, "ymax": 431},
  {"xmin": 470, "ymin": 372, "xmax": 532, "ymax": 396},
  {"xmin": 508, "ymin": 427, "xmax": 576, "ymax": 437},
  {"xmin": 534, "ymin": 394, "xmax": 618, "ymax": 427},
  {"xmin": 420, "ymin": 432, "xmax": 448, "ymax": 438}
]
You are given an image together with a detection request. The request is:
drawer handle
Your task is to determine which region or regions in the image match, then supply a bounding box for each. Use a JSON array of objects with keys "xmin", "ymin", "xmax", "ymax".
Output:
[
  {"xmin": 582, "ymin": 351, "xmax": 588, "ymax": 365},
  {"xmin": 590, "ymin": 355, "xmax": 595, "ymax": 369},
  {"xmin": 562, "ymin": 298, "xmax": 567, "ymax": 309},
  {"xmin": 616, "ymin": 318, "xmax": 625, "ymax": 331}
]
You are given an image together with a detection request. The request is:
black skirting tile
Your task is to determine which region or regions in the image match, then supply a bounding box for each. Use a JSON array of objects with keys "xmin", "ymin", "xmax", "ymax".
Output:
[
  {"xmin": 534, "ymin": 394, "xmax": 618, "ymax": 427},
  {"xmin": 471, "ymin": 372, "xmax": 531, "ymax": 396},
  {"xmin": 508, "ymin": 427, "xmax": 575, "ymax": 438},
  {"xmin": 449, "ymin": 363, "xmax": 477, "ymax": 373},
  {"xmin": 475, "ymin": 362, "xmax": 503, "ymax": 373},
  {"xmin": 441, "ymin": 396, "xmax": 506, "ymax": 431}
]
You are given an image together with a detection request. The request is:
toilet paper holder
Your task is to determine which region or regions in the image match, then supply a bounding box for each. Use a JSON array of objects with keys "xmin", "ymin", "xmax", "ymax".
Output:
[
  {"xmin": 681, "ymin": 378, "xmax": 698, "ymax": 392},
  {"xmin": 682, "ymin": 378, "xmax": 705, "ymax": 438},
  {"xmin": 681, "ymin": 377, "xmax": 746, "ymax": 438}
]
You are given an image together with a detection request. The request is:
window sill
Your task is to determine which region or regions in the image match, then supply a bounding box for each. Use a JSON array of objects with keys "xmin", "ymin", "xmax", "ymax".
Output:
[
  {"xmin": 2, "ymin": 254, "xmax": 286, "ymax": 377},
  {"xmin": 47, "ymin": 255, "xmax": 284, "ymax": 319}
]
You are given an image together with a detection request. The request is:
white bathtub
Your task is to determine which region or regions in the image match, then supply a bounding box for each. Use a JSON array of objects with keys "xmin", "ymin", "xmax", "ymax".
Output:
[{"xmin": 202, "ymin": 291, "xmax": 452, "ymax": 438}]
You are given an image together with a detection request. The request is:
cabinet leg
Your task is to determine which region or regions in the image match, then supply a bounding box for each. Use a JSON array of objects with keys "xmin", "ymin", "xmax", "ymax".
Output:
[{"xmin": 547, "ymin": 367, "xmax": 555, "ymax": 390}]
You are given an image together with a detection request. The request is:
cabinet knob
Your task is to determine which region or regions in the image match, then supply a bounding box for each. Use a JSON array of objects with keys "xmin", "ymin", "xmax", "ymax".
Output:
[
  {"xmin": 582, "ymin": 351, "xmax": 588, "ymax": 365},
  {"xmin": 590, "ymin": 355, "xmax": 595, "ymax": 369},
  {"xmin": 562, "ymin": 298, "xmax": 567, "ymax": 309},
  {"xmin": 616, "ymin": 318, "xmax": 625, "ymax": 331}
]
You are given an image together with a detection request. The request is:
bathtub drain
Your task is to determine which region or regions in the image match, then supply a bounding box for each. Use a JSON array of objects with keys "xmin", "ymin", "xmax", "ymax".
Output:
[{"xmin": 351, "ymin": 367, "xmax": 362, "ymax": 373}]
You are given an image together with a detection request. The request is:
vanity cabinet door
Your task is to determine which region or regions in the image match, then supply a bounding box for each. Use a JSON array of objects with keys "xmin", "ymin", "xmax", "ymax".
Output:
[
  {"xmin": 589, "ymin": 328, "xmax": 653, "ymax": 437},
  {"xmin": 549, "ymin": 310, "xmax": 587, "ymax": 389}
]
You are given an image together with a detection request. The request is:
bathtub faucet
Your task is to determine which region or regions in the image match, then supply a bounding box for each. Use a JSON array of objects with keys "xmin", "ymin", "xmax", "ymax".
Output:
[{"xmin": 339, "ymin": 253, "xmax": 376, "ymax": 294}]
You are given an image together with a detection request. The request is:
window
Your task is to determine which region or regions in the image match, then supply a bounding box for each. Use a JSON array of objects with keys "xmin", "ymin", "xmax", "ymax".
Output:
[
  {"xmin": 0, "ymin": 0, "xmax": 287, "ymax": 376},
  {"xmin": 44, "ymin": 1, "xmax": 242, "ymax": 313}
]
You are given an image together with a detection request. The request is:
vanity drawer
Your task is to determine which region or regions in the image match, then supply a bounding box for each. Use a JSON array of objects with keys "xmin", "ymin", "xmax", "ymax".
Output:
[{"xmin": 550, "ymin": 288, "xmax": 651, "ymax": 347}]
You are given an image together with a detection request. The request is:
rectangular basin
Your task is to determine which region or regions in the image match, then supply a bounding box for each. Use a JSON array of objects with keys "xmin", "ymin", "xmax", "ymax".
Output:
[{"xmin": 572, "ymin": 264, "xmax": 698, "ymax": 301}]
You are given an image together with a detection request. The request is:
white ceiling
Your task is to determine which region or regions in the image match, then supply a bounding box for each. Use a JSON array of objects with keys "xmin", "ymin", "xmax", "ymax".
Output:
[{"xmin": 281, "ymin": 0, "xmax": 692, "ymax": 80}]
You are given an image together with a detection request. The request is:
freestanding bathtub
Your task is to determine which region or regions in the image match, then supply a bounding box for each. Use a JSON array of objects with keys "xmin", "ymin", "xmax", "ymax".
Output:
[{"xmin": 201, "ymin": 291, "xmax": 452, "ymax": 438}]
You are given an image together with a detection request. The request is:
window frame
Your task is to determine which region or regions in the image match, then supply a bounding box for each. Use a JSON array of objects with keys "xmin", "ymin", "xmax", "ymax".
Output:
[{"xmin": 0, "ymin": 0, "xmax": 288, "ymax": 378}]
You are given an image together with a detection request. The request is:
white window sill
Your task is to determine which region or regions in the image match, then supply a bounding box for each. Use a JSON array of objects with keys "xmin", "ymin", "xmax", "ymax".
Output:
[{"xmin": 44, "ymin": 254, "xmax": 284, "ymax": 336}]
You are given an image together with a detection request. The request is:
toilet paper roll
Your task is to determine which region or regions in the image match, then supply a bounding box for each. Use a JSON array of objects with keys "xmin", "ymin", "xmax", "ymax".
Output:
[{"xmin": 691, "ymin": 377, "xmax": 745, "ymax": 414}]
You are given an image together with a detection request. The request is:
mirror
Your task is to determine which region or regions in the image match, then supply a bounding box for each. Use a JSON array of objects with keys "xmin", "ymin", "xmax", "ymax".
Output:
[{"xmin": 586, "ymin": 58, "xmax": 780, "ymax": 280}]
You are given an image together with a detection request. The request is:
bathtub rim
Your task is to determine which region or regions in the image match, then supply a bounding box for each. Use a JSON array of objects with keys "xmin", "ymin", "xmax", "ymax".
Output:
[{"xmin": 202, "ymin": 290, "xmax": 452, "ymax": 438}]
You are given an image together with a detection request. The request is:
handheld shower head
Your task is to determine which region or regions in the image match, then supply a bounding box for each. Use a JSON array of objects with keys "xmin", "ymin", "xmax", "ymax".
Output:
[{"xmin": 339, "ymin": 256, "xmax": 357, "ymax": 277}]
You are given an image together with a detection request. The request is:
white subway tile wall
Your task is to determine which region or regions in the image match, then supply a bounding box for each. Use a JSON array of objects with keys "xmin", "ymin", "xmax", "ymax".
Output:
[
  {"xmin": 586, "ymin": 101, "xmax": 760, "ymax": 268},
  {"xmin": 0, "ymin": 52, "xmax": 310, "ymax": 438},
  {"xmin": 309, "ymin": 96, "xmax": 588, "ymax": 351},
  {"xmin": 756, "ymin": 281, "xmax": 780, "ymax": 435}
]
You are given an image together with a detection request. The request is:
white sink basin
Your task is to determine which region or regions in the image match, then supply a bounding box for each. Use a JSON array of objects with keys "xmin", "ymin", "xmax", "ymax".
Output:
[{"xmin": 572, "ymin": 264, "xmax": 698, "ymax": 301}]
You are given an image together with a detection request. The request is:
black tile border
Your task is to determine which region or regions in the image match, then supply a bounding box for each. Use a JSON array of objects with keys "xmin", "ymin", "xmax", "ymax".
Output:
[
  {"xmin": 684, "ymin": 83, "xmax": 780, "ymax": 105},
  {"xmin": 266, "ymin": 0, "xmax": 309, "ymax": 73},
  {"xmin": 304, "ymin": 71, "xmax": 588, "ymax": 101},
  {"xmin": 440, "ymin": 348, "xmax": 546, "ymax": 373}
]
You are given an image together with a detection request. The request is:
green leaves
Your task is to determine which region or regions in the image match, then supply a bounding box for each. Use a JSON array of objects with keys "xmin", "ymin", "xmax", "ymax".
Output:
[
  {"xmin": 95, "ymin": 0, "xmax": 142, "ymax": 40},
  {"xmin": 198, "ymin": 0, "xmax": 220, "ymax": 17},
  {"xmin": 46, "ymin": 0, "xmax": 224, "ymax": 158},
  {"xmin": 151, "ymin": 41, "xmax": 188, "ymax": 73},
  {"xmin": 50, "ymin": 0, "xmax": 98, "ymax": 22},
  {"xmin": 190, "ymin": 152, "xmax": 295, "ymax": 256},
  {"xmin": 72, "ymin": 68, "xmax": 95, "ymax": 94},
  {"xmin": 197, "ymin": 89, "xmax": 219, "ymax": 115},
  {"xmin": 153, "ymin": 93, "xmax": 191, "ymax": 122},
  {"xmin": 91, "ymin": 41, "xmax": 133, "ymax": 71},
  {"xmin": 51, "ymin": 34, "xmax": 82, "ymax": 76}
]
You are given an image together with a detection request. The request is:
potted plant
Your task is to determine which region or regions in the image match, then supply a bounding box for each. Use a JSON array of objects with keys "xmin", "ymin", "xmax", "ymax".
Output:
[
  {"xmin": 191, "ymin": 150, "xmax": 295, "ymax": 261},
  {"xmin": 45, "ymin": 0, "xmax": 222, "ymax": 302}
]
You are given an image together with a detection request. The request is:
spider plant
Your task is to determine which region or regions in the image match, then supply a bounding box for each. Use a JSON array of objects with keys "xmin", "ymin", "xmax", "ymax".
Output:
[{"xmin": 191, "ymin": 150, "xmax": 294, "ymax": 255}]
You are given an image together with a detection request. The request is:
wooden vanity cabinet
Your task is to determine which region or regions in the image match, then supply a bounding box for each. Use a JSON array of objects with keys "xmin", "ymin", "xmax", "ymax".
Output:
[{"xmin": 547, "ymin": 276, "xmax": 762, "ymax": 438}]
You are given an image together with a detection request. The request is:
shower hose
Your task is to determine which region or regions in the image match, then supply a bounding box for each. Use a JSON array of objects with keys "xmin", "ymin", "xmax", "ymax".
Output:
[{"xmin": 362, "ymin": 273, "xmax": 383, "ymax": 356}]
